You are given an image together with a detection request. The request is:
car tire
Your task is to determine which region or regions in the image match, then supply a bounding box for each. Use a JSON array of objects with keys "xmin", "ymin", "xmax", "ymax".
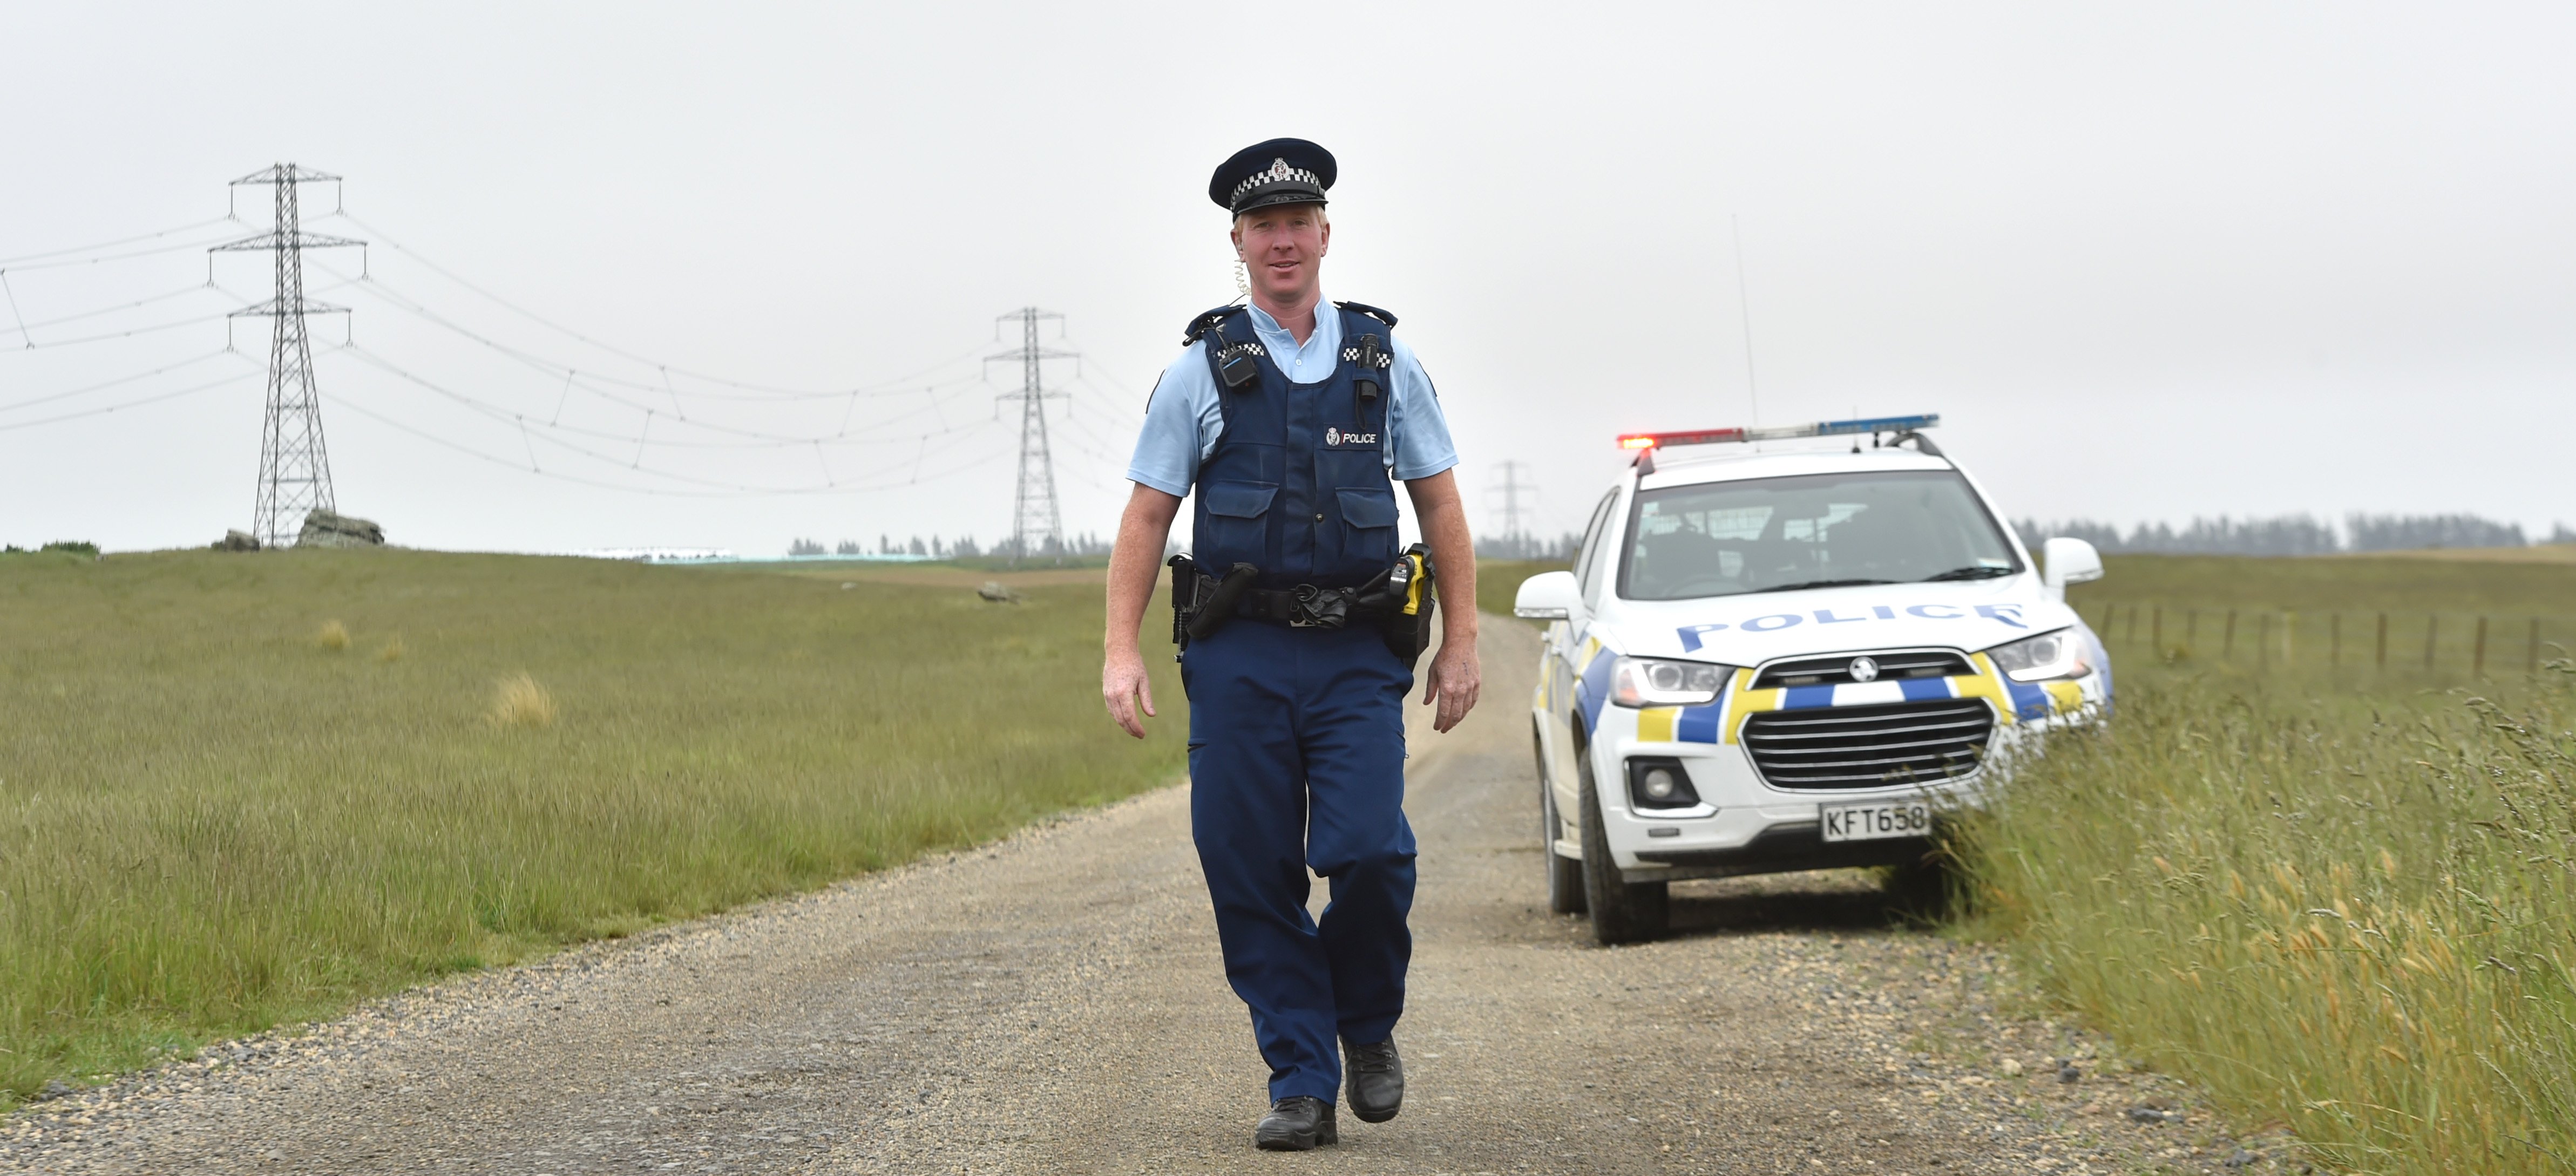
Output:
[
  {"xmin": 1886, "ymin": 851, "xmax": 1955, "ymax": 921},
  {"xmin": 1537, "ymin": 731, "xmax": 1585, "ymax": 915},
  {"xmin": 1577, "ymin": 750, "xmax": 1667, "ymax": 944}
]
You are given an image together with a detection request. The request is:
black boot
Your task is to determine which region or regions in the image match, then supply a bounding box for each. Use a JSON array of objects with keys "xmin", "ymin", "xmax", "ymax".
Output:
[
  {"xmin": 1254, "ymin": 1095, "xmax": 1338, "ymax": 1151},
  {"xmin": 1344, "ymin": 1037, "xmax": 1404, "ymax": 1123}
]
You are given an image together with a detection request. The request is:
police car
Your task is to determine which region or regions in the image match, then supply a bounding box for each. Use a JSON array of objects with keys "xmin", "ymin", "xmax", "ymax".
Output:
[{"xmin": 1511, "ymin": 414, "xmax": 2110, "ymax": 943}]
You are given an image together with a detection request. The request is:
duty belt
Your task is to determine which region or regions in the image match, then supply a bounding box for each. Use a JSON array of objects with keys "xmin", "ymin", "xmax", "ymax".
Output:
[
  {"xmin": 1168, "ymin": 547, "xmax": 1436, "ymax": 668},
  {"xmin": 1234, "ymin": 584, "xmax": 1362, "ymax": 629}
]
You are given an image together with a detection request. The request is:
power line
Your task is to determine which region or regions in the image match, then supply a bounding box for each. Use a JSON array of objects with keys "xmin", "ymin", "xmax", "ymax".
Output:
[
  {"xmin": 340, "ymin": 343, "xmax": 995, "ymax": 452},
  {"xmin": 0, "ymin": 276, "xmax": 351, "ymax": 354},
  {"xmin": 0, "ymin": 305, "xmax": 242, "ymax": 351},
  {"xmin": 333, "ymin": 212, "xmax": 1001, "ymax": 400},
  {"xmin": 0, "ymin": 370, "xmax": 256, "ymax": 433},
  {"xmin": 0, "ymin": 350, "xmax": 236, "ymax": 414},
  {"xmin": 327, "ymin": 345, "xmax": 1006, "ymax": 494},
  {"xmin": 0, "ymin": 282, "xmax": 225, "ymax": 342},
  {"xmin": 318, "ymin": 387, "xmax": 1012, "ymax": 499},
  {"xmin": 0, "ymin": 178, "xmax": 1140, "ymax": 519},
  {"xmin": 338, "ymin": 326, "xmax": 994, "ymax": 447},
  {"xmin": 309, "ymin": 259, "xmax": 991, "ymax": 406},
  {"xmin": 0, "ymin": 228, "xmax": 246, "ymax": 275},
  {"xmin": 0, "ymin": 216, "xmax": 238, "ymax": 266}
]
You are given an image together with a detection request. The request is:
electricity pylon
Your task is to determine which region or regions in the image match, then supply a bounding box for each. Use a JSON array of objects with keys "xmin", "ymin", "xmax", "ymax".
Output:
[
  {"xmin": 213, "ymin": 164, "xmax": 364, "ymax": 548},
  {"xmin": 988, "ymin": 308, "xmax": 1070, "ymax": 564},
  {"xmin": 1491, "ymin": 459, "xmax": 1536, "ymax": 545}
]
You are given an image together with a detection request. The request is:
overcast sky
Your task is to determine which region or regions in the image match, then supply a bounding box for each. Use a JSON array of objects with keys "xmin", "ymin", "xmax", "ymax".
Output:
[{"xmin": 4, "ymin": 2, "xmax": 2571, "ymax": 555}]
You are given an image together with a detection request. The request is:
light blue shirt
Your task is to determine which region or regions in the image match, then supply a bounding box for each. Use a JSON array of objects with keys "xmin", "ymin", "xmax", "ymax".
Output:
[{"xmin": 1124, "ymin": 297, "xmax": 1459, "ymax": 498}]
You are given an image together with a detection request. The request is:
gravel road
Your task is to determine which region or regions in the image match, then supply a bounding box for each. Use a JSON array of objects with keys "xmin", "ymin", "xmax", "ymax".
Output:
[{"xmin": 3, "ymin": 621, "xmax": 2295, "ymax": 1175}]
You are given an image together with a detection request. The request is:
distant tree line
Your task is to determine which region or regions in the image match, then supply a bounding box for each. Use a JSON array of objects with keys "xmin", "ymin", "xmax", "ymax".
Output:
[
  {"xmin": 784, "ymin": 515, "xmax": 2572, "ymax": 562},
  {"xmin": 1475, "ymin": 532, "xmax": 1584, "ymax": 560},
  {"xmin": 785, "ymin": 533, "xmax": 1113, "ymax": 559},
  {"xmin": 2014, "ymin": 513, "xmax": 2574, "ymax": 556}
]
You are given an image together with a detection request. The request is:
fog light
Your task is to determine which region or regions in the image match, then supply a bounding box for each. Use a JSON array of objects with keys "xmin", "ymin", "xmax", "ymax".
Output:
[{"xmin": 1624, "ymin": 757, "xmax": 1701, "ymax": 810}]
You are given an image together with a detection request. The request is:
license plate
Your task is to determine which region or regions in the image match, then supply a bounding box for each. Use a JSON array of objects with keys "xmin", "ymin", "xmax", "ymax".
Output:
[{"xmin": 1819, "ymin": 801, "xmax": 1933, "ymax": 842}]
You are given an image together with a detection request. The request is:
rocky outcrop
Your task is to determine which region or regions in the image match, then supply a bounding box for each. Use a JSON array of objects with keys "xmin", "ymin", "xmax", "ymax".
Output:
[
  {"xmin": 297, "ymin": 510, "xmax": 385, "ymax": 548},
  {"xmin": 215, "ymin": 530, "xmax": 260, "ymax": 552}
]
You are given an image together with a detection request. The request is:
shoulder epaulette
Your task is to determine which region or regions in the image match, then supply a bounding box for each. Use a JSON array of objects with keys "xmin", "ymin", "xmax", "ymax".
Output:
[
  {"xmin": 1181, "ymin": 304, "xmax": 1247, "ymax": 346},
  {"xmin": 1334, "ymin": 301, "xmax": 1398, "ymax": 329}
]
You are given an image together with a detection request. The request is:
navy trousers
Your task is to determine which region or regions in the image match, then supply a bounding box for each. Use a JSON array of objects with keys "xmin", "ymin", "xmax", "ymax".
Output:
[{"xmin": 1182, "ymin": 618, "xmax": 1417, "ymax": 1104}]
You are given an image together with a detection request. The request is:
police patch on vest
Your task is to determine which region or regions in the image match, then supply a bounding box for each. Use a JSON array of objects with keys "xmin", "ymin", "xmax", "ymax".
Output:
[{"xmin": 1322, "ymin": 426, "xmax": 1380, "ymax": 450}]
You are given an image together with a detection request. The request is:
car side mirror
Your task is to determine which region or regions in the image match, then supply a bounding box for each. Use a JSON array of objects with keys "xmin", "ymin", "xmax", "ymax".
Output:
[
  {"xmin": 2040, "ymin": 537, "xmax": 2104, "ymax": 602},
  {"xmin": 1514, "ymin": 570, "xmax": 1579, "ymax": 620}
]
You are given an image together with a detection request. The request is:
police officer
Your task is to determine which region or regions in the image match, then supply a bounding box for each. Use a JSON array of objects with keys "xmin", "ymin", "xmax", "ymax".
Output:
[{"xmin": 1101, "ymin": 138, "xmax": 1481, "ymax": 1151}]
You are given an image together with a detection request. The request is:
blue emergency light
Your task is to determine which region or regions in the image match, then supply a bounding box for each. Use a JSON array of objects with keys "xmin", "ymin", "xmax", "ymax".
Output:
[{"xmin": 1617, "ymin": 413, "xmax": 1940, "ymax": 451}]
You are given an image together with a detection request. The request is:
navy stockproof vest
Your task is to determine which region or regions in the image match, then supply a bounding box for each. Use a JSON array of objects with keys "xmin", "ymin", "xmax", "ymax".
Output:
[{"xmin": 1187, "ymin": 303, "xmax": 1401, "ymax": 591}]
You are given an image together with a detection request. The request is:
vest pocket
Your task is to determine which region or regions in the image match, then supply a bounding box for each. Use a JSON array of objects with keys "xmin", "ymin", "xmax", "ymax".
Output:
[
  {"xmin": 1199, "ymin": 481, "xmax": 1278, "ymax": 562},
  {"xmin": 1332, "ymin": 487, "xmax": 1400, "ymax": 573}
]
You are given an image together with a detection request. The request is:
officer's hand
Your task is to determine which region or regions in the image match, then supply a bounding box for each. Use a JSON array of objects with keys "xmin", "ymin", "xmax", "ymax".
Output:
[
  {"xmin": 1423, "ymin": 641, "xmax": 1481, "ymax": 733},
  {"xmin": 1102, "ymin": 647, "xmax": 1158, "ymax": 739}
]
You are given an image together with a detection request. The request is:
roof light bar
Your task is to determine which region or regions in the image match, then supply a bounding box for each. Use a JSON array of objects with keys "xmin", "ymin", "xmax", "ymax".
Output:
[{"xmin": 1616, "ymin": 413, "xmax": 1939, "ymax": 451}]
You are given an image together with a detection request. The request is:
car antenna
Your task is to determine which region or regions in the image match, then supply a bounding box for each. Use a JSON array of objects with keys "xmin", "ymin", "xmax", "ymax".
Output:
[{"xmin": 1731, "ymin": 214, "xmax": 1760, "ymax": 441}]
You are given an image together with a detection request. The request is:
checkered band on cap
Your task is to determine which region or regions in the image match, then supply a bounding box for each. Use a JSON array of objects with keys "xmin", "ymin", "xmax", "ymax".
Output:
[
  {"xmin": 1209, "ymin": 138, "xmax": 1336, "ymax": 211},
  {"xmin": 1231, "ymin": 158, "xmax": 1321, "ymax": 206}
]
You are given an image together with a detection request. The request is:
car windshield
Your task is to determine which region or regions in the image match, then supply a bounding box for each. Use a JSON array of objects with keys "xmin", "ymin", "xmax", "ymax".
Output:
[{"xmin": 1617, "ymin": 470, "xmax": 2022, "ymax": 601}]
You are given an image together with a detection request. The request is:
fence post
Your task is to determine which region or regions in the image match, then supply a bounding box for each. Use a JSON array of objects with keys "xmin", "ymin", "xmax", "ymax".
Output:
[
  {"xmin": 2330, "ymin": 612, "xmax": 2341, "ymax": 668},
  {"xmin": 2101, "ymin": 602, "xmax": 2116, "ymax": 632},
  {"xmin": 2258, "ymin": 613, "xmax": 2272, "ymax": 670},
  {"xmin": 2474, "ymin": 616, "xmax": 2488, "ymax": 677},
  {"xmin": 2534, "ymin": 618, "xmax": 2545, "ymax": 674},
  {"xmin": 2126, "ymin": 604, "xmax": 2138, "ymax": 645},
  {"xmin": 2376, "ymin": 612, "xmax": 2388, "ymax": 670},
  {"xmin": 2284, "ymin": 610, "xmax": 2296, "ymax": 665},
  {"xmin": 2152, "ymin": 606, "xmax": 2164, "ymax": 654},
  {"xmin": 2425, "ymin": 615, "xmax": 2438, "ymax": 671},
  {"xmin": 2225, "ymin": 610, "xmax": 2238, "ymax": 661}
]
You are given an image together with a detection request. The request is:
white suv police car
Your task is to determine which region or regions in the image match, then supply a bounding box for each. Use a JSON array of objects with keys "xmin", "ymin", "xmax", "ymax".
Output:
[{"xmin": 1511, "ymin": 415, "xmax": 2109, "ymax": 943}]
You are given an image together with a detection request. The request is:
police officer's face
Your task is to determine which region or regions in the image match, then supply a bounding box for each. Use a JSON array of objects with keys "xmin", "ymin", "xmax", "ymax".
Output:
[{"xmin": 1231, "ymin": 204, "xmax": 1330, "ymax": 304}]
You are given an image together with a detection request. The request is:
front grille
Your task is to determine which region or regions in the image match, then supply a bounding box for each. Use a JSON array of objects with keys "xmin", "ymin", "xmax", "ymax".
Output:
[
  {"xmin": 1740, "ymin": 699, "xmax": 1994, "ymax": 789},
  {"xmin": 1754, "ymin": 649, "xmax": 1973, "ymax": 689}
]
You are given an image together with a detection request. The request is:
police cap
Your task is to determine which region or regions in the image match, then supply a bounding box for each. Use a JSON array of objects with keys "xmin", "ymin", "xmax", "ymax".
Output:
[{"xmin": 1209, "ymin": 138, "xmax": 1336, "ymax": 216}]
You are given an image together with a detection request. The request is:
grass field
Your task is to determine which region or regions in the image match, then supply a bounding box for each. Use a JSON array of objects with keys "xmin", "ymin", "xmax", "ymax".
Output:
[
  {"xmin": 1475, "ymin": 560, "xmax": 1568, "ymax": 623},
  {"xmin": 2067, "ymin": 553, "xmax": 2576, "ymax": 691},
  {"xmin": 1981, "ymin": 554, "xmax": 2576, "ymax": 1175},
  {"xmin": 0, "ymin": 547, "xmax": 1182, "ymax": 1105}
]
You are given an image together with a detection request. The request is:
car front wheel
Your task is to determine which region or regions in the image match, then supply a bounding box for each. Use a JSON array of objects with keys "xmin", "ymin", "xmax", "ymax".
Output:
[
  {"xmin": 1578, "ymin": 750, "xmax": 1667, "ymax": 944},
  {"xmin": 1538, "ymin": 731, "xmax": 1585, "ymax": 915}
]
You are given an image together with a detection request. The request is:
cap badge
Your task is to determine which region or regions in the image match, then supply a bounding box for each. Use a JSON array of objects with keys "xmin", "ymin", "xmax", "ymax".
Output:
[
  {"xmin": 1848, "ymin": 656, "xmax": 1880, "ymax": 683},
  {"xmin": 1229, "ymin": 158, "xmax": 1323, "ymax": 204}
]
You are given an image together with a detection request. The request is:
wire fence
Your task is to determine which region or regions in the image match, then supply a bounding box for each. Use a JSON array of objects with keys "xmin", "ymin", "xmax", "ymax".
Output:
[{"xmin": 2079, "ymin": 601, "xmax": 2573, "ymax": 681}]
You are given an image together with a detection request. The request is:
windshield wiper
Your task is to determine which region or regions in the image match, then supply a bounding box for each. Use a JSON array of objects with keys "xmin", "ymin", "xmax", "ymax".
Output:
[
  {"xmin": 1758, "ymin": 578, "xmax": 1894, "ymax": 593},
  {"xmin": 1919, "ymin": 565, "xmax": 2018, "ymax": 582}
]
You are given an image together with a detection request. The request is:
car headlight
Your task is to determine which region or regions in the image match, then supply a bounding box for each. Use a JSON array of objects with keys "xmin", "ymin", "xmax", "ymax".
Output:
[
  {"xmin": 1611, "ymin": 657, "xmax": 1733, "ymax": 707},
  {"xmin": 1987, "ymin": 628, "xmax": 2092, "ymax": 682}
]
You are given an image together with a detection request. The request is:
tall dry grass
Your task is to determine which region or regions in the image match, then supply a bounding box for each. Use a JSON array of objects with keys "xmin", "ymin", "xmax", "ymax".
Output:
[
  {"xmin": 1962, "ymin": 661, "xmax": 2576, "ymax": 1174},
  {"xmin": 487, "ymin": 672, "xmax": 557, "ymax": 728},
  {"xmin": 0, "ymin": 549, "xmax": 1178, "ymax": 1103}
]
